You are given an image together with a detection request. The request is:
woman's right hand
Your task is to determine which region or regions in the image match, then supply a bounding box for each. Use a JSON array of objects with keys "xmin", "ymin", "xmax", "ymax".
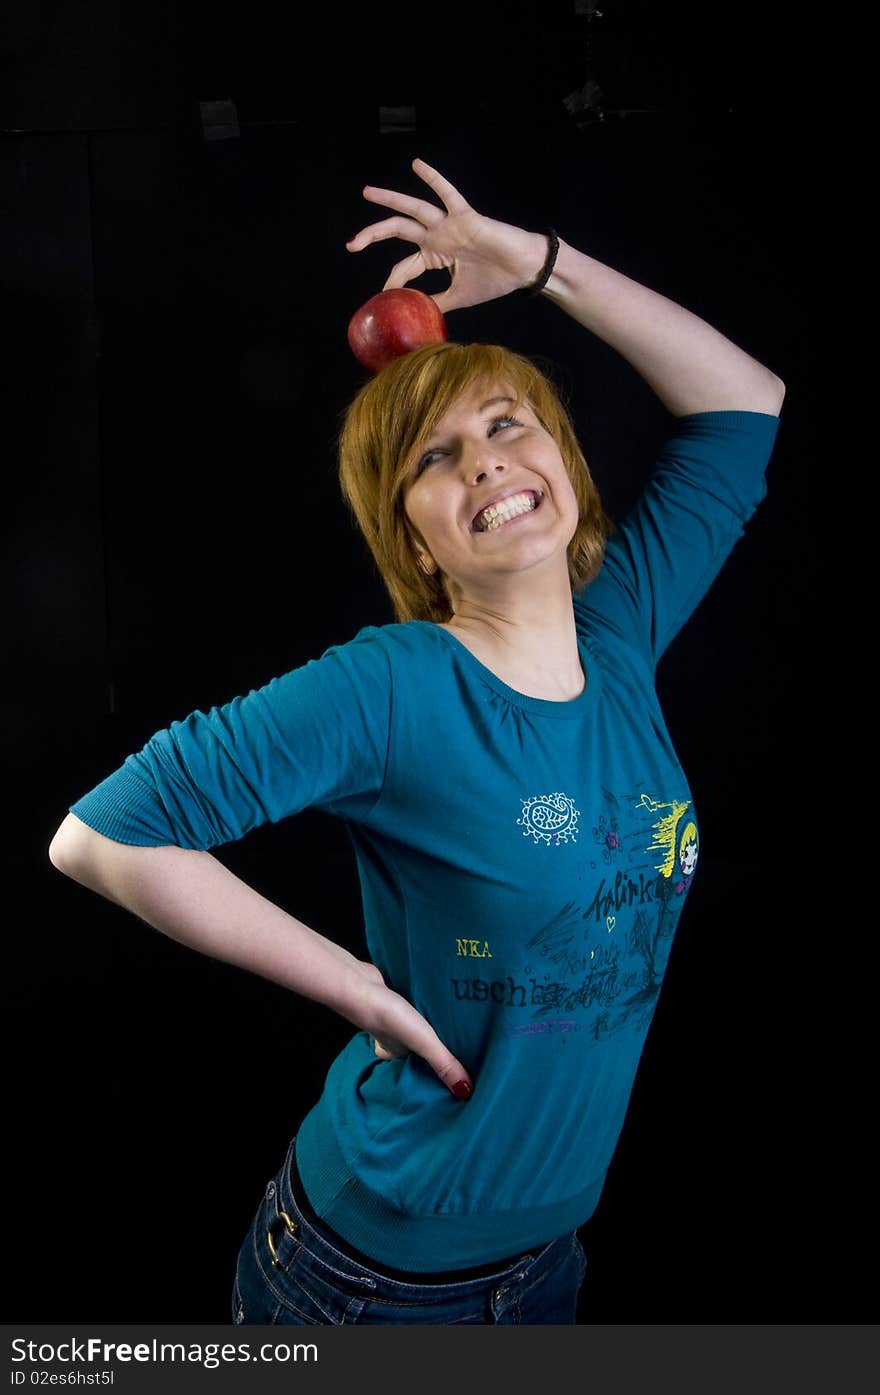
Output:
[
  {"xmin": 347, "ymin": 959, "xmax": 473, "ymax": 1100},
  {"xmin": 346, "ymin": 158, "xmax": 549, "ymax": 316}
]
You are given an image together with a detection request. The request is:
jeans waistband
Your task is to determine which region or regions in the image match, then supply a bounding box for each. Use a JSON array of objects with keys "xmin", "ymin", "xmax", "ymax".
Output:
[{"xmin": 288, "ymin": 1137, "xmax": 537, "ymax": 1285}]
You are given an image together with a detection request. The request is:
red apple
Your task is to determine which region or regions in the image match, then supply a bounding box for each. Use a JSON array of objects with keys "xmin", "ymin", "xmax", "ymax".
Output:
[{"xmin": 347, "ymin": 288, "xmax": 447, "ymax": 373}]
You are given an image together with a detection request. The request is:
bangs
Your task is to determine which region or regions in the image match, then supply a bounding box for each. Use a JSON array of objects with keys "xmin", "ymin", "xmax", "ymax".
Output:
[{"xmin": 381, "ymin": 345, "xmax": 556, "ymax": 499}]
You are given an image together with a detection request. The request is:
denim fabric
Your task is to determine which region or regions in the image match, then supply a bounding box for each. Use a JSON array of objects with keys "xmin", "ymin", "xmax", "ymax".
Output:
[{"xmin": 232, "ymin": 1134, "xmax": 587, "ymax": 1325}]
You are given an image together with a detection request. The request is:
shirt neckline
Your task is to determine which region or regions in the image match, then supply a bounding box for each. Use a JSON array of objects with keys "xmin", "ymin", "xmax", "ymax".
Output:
[{"xmin": 417, "ymin": 621, "xmax": 602, "ymax": 720}]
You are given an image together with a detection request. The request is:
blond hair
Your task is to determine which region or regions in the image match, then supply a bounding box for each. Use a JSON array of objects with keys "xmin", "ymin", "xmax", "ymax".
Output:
[{"xmin": 336, "ymin": 341, "xmax": 615, "ymax": 624}]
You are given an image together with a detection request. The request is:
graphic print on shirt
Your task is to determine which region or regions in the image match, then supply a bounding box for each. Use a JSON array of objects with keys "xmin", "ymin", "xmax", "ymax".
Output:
[
  {"xmin": 450, "ymin": 785, "xmax": 698, "ymax": 1043},
  {"xmin": 517, "ymin": 791, "xmax": 580, "ymax": 845}
]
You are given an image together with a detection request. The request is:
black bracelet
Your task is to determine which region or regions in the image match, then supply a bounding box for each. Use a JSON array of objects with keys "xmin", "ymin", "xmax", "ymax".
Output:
[{"xmin": 517, "ymin": 229, "xmax": 559, "ymax": 297}]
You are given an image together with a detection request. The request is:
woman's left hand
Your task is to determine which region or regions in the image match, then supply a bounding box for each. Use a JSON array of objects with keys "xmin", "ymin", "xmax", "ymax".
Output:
[
  {"xmin": 349, "ymin": 957, "xmax": 408, "ymax": 1059},
  {"xmin": 346, "ymin": 158, "xmax": 550, "ymax": 315}
]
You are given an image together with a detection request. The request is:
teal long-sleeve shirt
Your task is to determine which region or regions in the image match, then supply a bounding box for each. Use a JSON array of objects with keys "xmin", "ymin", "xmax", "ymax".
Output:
[{"xmin": 70, "ymin": 410, "xmax": 780, "ymax": 1271}]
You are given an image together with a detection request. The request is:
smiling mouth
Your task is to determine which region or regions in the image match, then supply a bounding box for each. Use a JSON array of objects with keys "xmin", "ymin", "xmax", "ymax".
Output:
[{"xmin": 471, "ymin": 491, "xmax": 543, "ymax": 534}]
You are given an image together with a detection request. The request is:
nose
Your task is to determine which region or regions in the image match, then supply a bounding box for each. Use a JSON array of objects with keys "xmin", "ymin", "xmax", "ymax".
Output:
[{"xmin": 463, "ymin": 441, "xmax": 507, "ymax": 486}]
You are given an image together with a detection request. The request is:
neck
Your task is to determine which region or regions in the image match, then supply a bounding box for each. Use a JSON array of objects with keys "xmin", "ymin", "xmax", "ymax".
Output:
[{"xmin": 442, "ymin": 582, "xmax": 583, "ymax": 693}]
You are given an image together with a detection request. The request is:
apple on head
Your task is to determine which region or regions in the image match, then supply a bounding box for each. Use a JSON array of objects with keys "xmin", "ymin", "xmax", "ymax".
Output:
[{"xmin": 347, "ymin": 288, "xmax": 447, "ymax": 373}]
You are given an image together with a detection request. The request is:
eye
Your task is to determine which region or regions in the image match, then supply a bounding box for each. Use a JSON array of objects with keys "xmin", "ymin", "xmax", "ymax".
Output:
[
  {"xmin": 414, "ymin": 447, "xmax": 444, "ymax": 475},
  {"xmin": 488, "ymin": 414, "xmax": 521, "ymax": 437},
  {"xmin": 414, "ymin": 415, "xmax": 522, "ymax": 477}
]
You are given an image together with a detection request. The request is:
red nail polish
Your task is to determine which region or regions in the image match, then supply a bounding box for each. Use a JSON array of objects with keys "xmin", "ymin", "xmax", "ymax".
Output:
[{"xmin": 452, "ymin": 1080, "xmax": 472, "ymax": 1100}]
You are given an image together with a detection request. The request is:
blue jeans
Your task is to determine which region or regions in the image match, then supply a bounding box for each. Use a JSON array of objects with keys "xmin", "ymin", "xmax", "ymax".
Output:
[{"xmin": 232, "ymin": 1134, "xmax": 587, "ymax": 1325}]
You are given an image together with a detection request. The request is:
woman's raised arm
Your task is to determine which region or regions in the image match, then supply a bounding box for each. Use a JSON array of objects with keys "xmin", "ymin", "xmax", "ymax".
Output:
[{"xmin": 347, "ymin": 157, "xmax": 785, "ymax": 418}]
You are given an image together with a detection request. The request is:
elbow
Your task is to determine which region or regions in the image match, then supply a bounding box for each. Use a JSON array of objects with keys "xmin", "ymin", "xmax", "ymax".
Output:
[
  {"xmin": 752, "ymin": 369, "xmax": 786, "ymax": 416},
  {"xmin": 48, "ymin": 826, "xmax": 76, "ymax": 875},
  {"xmin": 48, "ymin": 814, "xmax": 187, "ymax": 871},
  {"xmin": 47, "ymin": 812, "xmax": 95, "ymax": 874}
]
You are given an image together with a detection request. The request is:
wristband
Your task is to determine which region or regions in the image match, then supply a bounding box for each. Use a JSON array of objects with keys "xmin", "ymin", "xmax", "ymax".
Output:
[{"xmin": 518, "ymin": 229, "xmax": 560, "ymax": 297}]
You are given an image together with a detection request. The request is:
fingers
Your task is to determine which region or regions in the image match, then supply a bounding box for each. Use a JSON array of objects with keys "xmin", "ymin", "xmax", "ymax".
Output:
[
  {"xmin": 346, "ymin": 214, "xmax": 427, "ymax": 253},
  {"xmin": 425, "ymin": 286, "xmax": 459, "ymax": 316},
  {"xmin": 372, "ymin": 1032, "xmax": 473, "ymax": 1100},
  {"xmin": 360, "ymin": 184, "xmax": 446, "ymax": 227},
  {"xmin": 347, "ymin": 159, "xmax": 468, "ymax": 254},
  {"xmin": 365, "ymin": 981, "xmax": 474, "ymax": 1100},
  {"xmin": 410, "ymin": 157, "xmax": 470, "ymax": 213},
  {"xmin": 414, "ymin": 1022, "xmax": 474, "ymax": 1100},
  {"xmin": 433, "ymin": 1055, "xmax": 473, "ymax": 1100},
  {"xmin": 382, "ymin": 250, "xmax": 429, "ymax": 292}
]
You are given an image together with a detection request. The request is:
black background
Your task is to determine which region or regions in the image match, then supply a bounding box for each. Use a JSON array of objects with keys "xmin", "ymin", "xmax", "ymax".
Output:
[{"xmin": 3, "ymin": 1, "xmax": 848, "ymax": 1323}]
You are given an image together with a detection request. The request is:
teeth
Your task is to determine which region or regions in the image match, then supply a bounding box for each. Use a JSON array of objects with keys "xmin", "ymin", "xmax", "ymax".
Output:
[
  {"xmin": 485, "ymin": 503, "xmax": 532, "ymax": 531},
  {"xmin": 476, "ymin": 492, "xmax": 537, "ymax": 532}
]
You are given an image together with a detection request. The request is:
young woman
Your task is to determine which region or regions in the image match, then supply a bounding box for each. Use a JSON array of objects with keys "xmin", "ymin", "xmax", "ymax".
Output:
[{"xmin": 48, "ymin": 159, "xmax": 785, "ymax": 1324}]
